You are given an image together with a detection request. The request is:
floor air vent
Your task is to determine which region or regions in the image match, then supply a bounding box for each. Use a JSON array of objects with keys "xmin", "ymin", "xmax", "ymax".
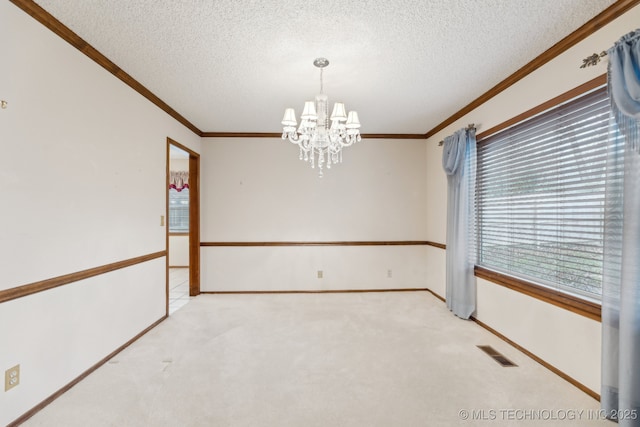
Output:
[{"xmin": 477, "ymin": 345, "xmax": 518, "ymax": 367}]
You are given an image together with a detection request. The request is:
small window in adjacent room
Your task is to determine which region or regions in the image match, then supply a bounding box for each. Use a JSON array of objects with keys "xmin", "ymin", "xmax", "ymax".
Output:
[
  {"xmin": 169, "ymin": 188, "xmax": 189, "ymax": 233},
  {"xmin": 475, "ymin": 85, "xmax": 621, "ymax": 301}
]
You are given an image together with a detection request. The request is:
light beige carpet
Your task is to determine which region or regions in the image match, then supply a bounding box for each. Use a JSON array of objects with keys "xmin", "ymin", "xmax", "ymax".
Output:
[{"xmin": 23, "ymin": 292, "xmax": 606, "ymax": 426}]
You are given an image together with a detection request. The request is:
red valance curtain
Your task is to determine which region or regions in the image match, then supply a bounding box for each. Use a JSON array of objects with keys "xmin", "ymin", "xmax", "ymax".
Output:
[{"xmin": 169, "ymin": 171, "xmax": 189, "ymax": 192}]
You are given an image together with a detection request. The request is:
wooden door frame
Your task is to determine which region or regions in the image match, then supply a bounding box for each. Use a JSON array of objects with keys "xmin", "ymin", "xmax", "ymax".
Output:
[{"xmin": 166, "ymin": 138, "xmax": 201, "ymax": 315}]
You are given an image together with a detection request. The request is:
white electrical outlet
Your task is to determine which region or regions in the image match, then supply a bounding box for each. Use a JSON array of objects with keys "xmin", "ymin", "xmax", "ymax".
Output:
[
  {"xmin": 317, "ymin": 270, "xmax": 323, "ymax": 279},
  {"xmin": 387, "ymin": 269, "xmax": 392, "ymax": 278},
  {"xmin": 5, "ymin": 365, "xmax": 20, "ymax": 392}
]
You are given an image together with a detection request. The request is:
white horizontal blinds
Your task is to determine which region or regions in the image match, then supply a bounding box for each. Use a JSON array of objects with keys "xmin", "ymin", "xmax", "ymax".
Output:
[
  {"xmin": 169, "ymin": 188, "xmax": 189, "ymax": 232},
  {"xmin": 476, "ymin": 86, "xmax": 614, "ymax": 299}
]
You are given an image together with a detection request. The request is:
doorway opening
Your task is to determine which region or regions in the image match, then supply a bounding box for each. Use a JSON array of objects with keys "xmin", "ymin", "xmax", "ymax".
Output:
[{"xmin": 167, "ymin": 138, "xmax": 200, "ymax": 315}]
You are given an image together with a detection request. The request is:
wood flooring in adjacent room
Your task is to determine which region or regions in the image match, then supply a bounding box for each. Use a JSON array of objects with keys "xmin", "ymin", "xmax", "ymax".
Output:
[{"xmin": 23, "ymin": 291, "xmax": 606, "ymax": 426}]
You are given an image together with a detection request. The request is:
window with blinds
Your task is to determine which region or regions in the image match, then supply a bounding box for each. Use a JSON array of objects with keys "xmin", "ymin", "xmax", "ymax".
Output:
[
  {"xmin": 169, "ymin": 188, "xmax": 189, "ymax": 233},
  {"xmin": 476, "ymin": 86, "xmax": 617, "ymax": 300}
]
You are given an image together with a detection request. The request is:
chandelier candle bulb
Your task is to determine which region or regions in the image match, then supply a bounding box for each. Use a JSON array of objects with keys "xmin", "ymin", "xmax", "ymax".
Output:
[{"xmin": 281, "ymin": 57, "xmax": 362, "ymax": 177}]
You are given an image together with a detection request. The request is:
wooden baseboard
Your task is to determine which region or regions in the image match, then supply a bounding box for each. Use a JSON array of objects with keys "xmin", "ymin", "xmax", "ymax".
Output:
[
  {"xmin": 6, "ymin": 286, "xmax": 599, "ymax": 426},
  {"xmin": 200, "ymin": 240, "xmax": 432, "ymax": 247},
  {"xmin": 470, "ymin": 316, "xmax": 600, "ymax": 401},
  {"xmin": 7, "ymin": 316, "xmax": 168, "ymax": 427},
  {"xmin": 425, "ymin": 288, "xmax": 599, "ymax": 401},
  {"xmin": 426, "ymin": 289, "xmax": 446, "ymax": 303},
  {"xmin": 202, "ymin": 288, "xmax": 429, "ymax": 295}
]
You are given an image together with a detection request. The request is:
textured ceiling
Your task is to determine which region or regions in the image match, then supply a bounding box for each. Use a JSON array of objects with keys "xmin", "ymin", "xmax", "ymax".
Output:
[{"xmin": 33, "ymin": 0, "xmax": 616, "ymax": 134}]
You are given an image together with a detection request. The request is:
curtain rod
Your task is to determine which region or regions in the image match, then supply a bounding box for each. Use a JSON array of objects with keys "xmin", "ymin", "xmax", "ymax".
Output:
[
  {"xmin": 438, "ymin": 124, "xmax": 477, "ymax": 146},
  {"xmin": 580, "ymin": 51, "xmax": 607, "ymax": 68}
]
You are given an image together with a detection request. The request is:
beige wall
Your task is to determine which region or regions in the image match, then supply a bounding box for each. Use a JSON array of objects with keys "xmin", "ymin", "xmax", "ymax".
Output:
[
  {"xmin": 424, "ymin": 5, "xmax": 640, "ymax": 395},
  {"xmin": 0, "ymin": 2, "xmax": 200, "ymax": 425},
  {"xmin": 3, "ymin": 1, "xmax": 638, "ymax": 423},
  {"xmin": 169, "ymin": 235, "xmax": 189, "ymax": 266},
  {"xmin": 200, "ymin": 137, "xmax": 428, "ymax": 291}
]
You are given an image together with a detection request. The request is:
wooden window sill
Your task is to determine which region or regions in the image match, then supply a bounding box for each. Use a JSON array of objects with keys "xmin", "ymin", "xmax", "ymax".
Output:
[{"xmin": 474, "ymin": 265, "xmax": 601, "ymax": 321}]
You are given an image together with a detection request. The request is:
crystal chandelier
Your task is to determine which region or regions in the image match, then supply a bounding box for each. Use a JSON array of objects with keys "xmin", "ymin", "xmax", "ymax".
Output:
[{"xmin": 281, "ymin": 58, "xmax": 361, "ymax": 177}]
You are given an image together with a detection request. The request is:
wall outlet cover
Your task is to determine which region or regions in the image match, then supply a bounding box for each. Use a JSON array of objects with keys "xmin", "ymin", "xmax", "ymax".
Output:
[{"xmin": 5, "ymin": 365, "xmax": 20, "ymax": 392}]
